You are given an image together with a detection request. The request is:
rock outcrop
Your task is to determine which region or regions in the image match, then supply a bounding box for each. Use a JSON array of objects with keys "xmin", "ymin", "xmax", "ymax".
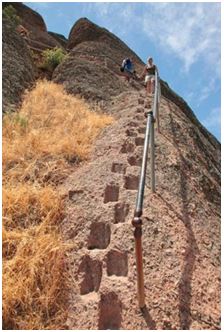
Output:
[
  {"xmin": 54, "ymin": 17, "xmax": 220, "ymax": 330},
  {"xmin": 2, "ymin": 17, "xmax": 35, "ymax": 113},
  {"xmin": 2, "ymin": 6, "xmax": 220, "ymax": 329},
  {"xmin": 53, "ymin": 15, "xmax": 220, "ymax": 154},
  {"xmin": 48, "ymin": 31, "xmax": 68, "ymax": 49},
  {"xmin": 3, "ymin": 2, "xmax": 63, "ymax": 50},
  {"xmin": 62, "ymin": 91, "xmax": 220, "ymax": 330},
  {"xmin": 2, "ymin": 2, "xmax": 69, "ymax": 111},
  {"xmin": 53, "ymin": 18, "xmax": 144, "ymax": 103}
]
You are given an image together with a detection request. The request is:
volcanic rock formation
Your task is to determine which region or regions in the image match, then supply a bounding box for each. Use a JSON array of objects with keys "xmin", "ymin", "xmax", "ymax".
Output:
[
  {"xmin": 2, "ymin": 2, "xmax": 64, "ymax": 50},
  {"xmin": 2, "ymin": 17, "xmax": 35, "ymax": 113},
  {"xmin": 57, "ymin": 17, "xmax": 220, "ymax": 330},
  {"xmin": 2, "ymin": 6, "xmax": 220, "ymax": 329},
  {"xmin": 53, "ymin": 18, "xmax": 144, "ymax": 102},
  {"xmin": 48, "ymin": 31, "xmax": 68, "ymax": 49},
  {"xmin": 61, "ymin": 90, "xmax": 220, "ymax": 330},
  {"xmin": 2, "ymin": 2, "xmax": 68, "ymax": 111}
]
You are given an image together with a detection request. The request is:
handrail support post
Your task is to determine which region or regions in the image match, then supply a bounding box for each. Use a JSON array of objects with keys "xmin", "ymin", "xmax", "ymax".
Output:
[{"xmin": 132, "ymin": 212, "xmax": 145, "ymax": 309}]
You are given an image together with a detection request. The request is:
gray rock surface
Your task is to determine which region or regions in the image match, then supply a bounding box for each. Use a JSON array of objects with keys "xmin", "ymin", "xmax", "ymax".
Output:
[{"xmin": 2, "ymin": 17, "xmax": 35, "ymax": 112}]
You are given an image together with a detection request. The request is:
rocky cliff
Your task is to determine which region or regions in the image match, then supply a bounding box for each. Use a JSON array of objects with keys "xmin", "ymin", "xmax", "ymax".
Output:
[
  {"xmin": 56, "ymin": 17, "xmax": 220, "ymax": 330},
  {"xmin": 48, "ymin": 31, "xmax": 68, "ymax": 48},
  {"xmin": 2, "ymin": 2, "xmax": 68, "ymax": 111},
  {"xmin": 53, "ymin": 17, "xmax": 219, "ymax": 153},
  {"xmin": 2, "ymin": 3, "xmax": 64, "ymax": 50},
  {"xmin": 53, "ymin": 18, "xmax": 144, "ymax": 102},
  {"xmin": 2, "ymin": 17, "xmax": 35, "ymax": 113},
  {"xmin": 61, "ymin": 93, "xmax": 220, "ymax": 330},
  {"xmin": 2, "ymin": 5, "xmax": 220, "ymax": 330}
]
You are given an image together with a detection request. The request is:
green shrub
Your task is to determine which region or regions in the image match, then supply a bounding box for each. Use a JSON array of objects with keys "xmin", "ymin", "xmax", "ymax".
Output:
[
  {"xmin": 3, "ymin": 5, "xmax": 21, "ymax": 27},
  {"xmin": 42, "ymin": 47, "xmax": 66, "ymax": 71}
]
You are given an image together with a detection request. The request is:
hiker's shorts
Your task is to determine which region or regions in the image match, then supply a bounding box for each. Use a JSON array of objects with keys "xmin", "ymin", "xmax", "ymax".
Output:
[{"xmin": 145, "ymin": 75, "xmax": 155, "ymax": 83}]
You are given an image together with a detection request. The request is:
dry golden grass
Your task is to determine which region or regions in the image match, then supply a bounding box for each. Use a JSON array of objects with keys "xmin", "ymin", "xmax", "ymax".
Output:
[
  {"xmin": 2, "ymin": 80, "xmax": 113, "ymax": 329},
  {"xmin": 3, "ymin": 223, "xmax": 70, "ymax": 330},
  {"xmin": 3, "ymin": 80, "xmax": 113, "ymax": 185},
  {"xmin": 3, "ymin": 183, "xmax": 64, "ymax": 231}
]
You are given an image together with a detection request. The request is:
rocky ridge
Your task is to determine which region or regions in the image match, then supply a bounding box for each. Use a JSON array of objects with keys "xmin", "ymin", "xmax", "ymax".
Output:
[
  {"xmin": 54, "ymin": 15, "xmax": 220, "ymax": 331},
  {"xmin": 53, "ymin": 17, "xmax": 145, "ymax": 103},
  {"xmin": 2, "ymin": 4, "xmax": 221, "ymax": 329}
]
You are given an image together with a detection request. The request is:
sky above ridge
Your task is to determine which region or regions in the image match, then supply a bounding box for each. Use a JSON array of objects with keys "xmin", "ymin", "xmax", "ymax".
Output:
[{"xmin": 26, "ymin": 1, "xmax": 221, "ymax": 141}]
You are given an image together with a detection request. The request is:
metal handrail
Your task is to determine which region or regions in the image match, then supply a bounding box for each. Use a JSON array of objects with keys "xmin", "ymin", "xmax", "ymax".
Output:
[
  {"xmin": 132, "ymin": 69, "xmax": 160, "ymax": 309},
  {"xmin": 154, "ymin": 70, "xmax": 161, "ymax": 130}
]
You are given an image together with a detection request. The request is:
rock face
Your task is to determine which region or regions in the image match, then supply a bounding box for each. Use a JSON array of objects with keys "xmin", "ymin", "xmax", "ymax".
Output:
[
  {"xmin": 3, "ymin": 2, "xmax": 47, "ymax": 31},
  {"xmin": 2, "ymin": 17, "xmax": 35, "ymax": 113},
  {"xmin": 3, "ymin": 2, "xmax": 63, "ymax": 50},
  {"xmin": 2, "ymin": 2, "xmax": 68, "ymax": 111},
  {"xmin": 48, "ymin": 31, "xmax": 68, "ymax": 48},
  {"xmin": 62, "ymin": 91, "xmax": 220, "ymax": 330},
  {"xmin": 53, "ymin": 18, "xmax": 144, "ymax": 103},
  {"xmin": 54, "ymin": 17, "xmax": 220, "ymax": 330},
  {"xmin": 2, "ymin": 6, "xmax": 220, "ymax": 329}
]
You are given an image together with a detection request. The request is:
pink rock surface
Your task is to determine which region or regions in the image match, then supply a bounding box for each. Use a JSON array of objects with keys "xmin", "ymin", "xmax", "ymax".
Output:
[{"xmin": 61, "ymin": 91, "xmax": 220, "ymax": 329}]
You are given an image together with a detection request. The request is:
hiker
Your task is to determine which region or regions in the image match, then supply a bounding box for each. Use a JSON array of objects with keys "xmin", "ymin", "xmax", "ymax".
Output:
[
  {"xmin": 140, "ymin": 57, "xmax": 158, "ymax": 95},
  {"xmin": 120, "ymin": 58, "xmax": 136, "ymax": 82}
]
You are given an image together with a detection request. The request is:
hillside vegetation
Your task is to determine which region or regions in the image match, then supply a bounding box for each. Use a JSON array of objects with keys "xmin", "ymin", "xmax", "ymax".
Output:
[{"xmin": 2, "ymin": 80, "xmax": 113, "ymax": 329}]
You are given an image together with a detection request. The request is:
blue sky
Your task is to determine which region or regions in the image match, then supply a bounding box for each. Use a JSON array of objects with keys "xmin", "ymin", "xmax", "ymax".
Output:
[{"xmin": 26, "ymin": 2, "xmax": 221, "ymax": 141}]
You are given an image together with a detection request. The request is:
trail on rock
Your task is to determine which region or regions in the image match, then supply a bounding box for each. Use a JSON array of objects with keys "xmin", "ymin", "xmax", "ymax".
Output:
[
  {"xmin": 2, "ymin": 5, "xmax": 220, "ymax": 330},
  {"xmin": 60, "ymin": 89, "xmax": 220, "ymax": 330}
]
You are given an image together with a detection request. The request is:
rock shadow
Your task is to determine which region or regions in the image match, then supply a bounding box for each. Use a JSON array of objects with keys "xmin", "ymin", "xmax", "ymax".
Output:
[
  {"xmin": 168, "ymin": 110, "xmax": 199, "ymax": 329},
  {"xmin": 141, "ymin": 306, "xmax": 156, "ymax": 329}
]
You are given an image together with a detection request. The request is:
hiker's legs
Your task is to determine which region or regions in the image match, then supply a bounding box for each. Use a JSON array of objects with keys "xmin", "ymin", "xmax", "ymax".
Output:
[
  {"xmin": 151, "ymin": 78, "xmax": 155, "ymax": 94},
  {"xmin": 146, "ymin": 81, "xmax": 151, "ymax": 94},
  {"xmin": 145, "ymin": 76, "xmax": 153, "ymax": 95},
  {"xmin": 125, "ymin": 74, "xmax": 130, "ymax": 82},
  {"xmin": 145, "ymin": 75, "xmax": 155, "ymax": 95},
  {"xmin": 123, "ymin": 69, "xmax": 131, "ymax": 81}
]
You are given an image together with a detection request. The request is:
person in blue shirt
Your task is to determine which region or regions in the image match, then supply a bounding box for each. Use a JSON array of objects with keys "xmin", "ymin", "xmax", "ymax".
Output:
[{"xmin": 120, "ymin": 58, "xmax": 136, "ymax": 82}]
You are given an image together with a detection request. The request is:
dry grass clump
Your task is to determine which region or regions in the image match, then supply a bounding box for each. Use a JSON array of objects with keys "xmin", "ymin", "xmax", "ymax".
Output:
[
  {"xmin": 2, "ymin": 185, "xmax": 68, "ymax": 330},
  {"xmin": 3, "ymin": 184, "xmax": 64, "ymax": 230},
  {"xmin": 2, "ymin": 80, "xmax": 113, "ymax": 329},
  {"xmin": 3, "ymin": 224, "xmax": 69, "ymax": 330},
  {"xmin": 3, "ymin": 80, "xmax": 113, "ymax": 185}
]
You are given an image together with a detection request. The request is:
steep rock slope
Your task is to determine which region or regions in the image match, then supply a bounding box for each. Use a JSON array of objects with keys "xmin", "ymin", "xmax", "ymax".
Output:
[
  {"xmin": 67, "ymin": 17, "xmax": 144, "ymax": 70},
  {"xmin": 51, "ymin": 17, "xmax": 222, "ymax": 330},
  {"xmin": 3, "ymin": 6, "xmax": 220, "ymax": 328},
  {"xmin": 61, "ymin": 89, "xmax": 220, "ymax": 329},
  {"xmin": 3, "ymin": 2, "xmax": 63, "ymax": 50},
  {"xmin": 53, "ymin": 18, "xmax": 144, "ymax": 102},
  {"xmin": 53, "ymin": 14, "xmax": 220, "ymax": 156},
  {"xmin": 2, "ymin": 17, "xmax": 35, "ymax": 113}
]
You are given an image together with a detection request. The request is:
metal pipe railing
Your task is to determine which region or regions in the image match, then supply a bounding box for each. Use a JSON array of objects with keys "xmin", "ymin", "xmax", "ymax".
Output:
[
  {"xmin": 150, "ymin": 112, "xmax": 156, "ymax": 192},
  {"xmin": 132, "ymin": 67, "xmax": 160, "ymax": 309},
  {"xmin": 135, "ymin": 111, "xmax": 153, "ymax": 215},
  {"xmin": 153, "ymin": 69, "xmax": 160, "ymax": 132}
]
